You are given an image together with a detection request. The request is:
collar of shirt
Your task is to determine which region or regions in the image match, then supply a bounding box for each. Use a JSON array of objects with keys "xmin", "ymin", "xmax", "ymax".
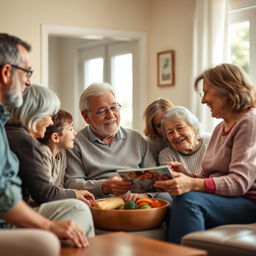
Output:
[
  {"xmin": 0, "ymin": 105, "xmax": 10, "ymax": 125},
  {"xmin": 87, "ymin": 125, "xmax": 126, "ymax": 145}
]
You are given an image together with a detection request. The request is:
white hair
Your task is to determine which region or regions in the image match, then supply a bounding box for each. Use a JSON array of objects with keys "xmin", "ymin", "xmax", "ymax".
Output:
[
  {"xmin": 162, "ymin": 106, "xmax": 202, "ymax": 138},
  {"xmin": 79, "ymin": 82, "xmax": 115, "ymax": 112},
  {"xmin": 8, "ymin": 84, "xmax": 60, "ymax": 132}
]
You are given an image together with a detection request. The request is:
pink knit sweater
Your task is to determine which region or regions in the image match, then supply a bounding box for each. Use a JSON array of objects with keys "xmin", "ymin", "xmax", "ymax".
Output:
[{"xmin": 198, "ymin": 108, "xmax": 256, "ymax": 198}]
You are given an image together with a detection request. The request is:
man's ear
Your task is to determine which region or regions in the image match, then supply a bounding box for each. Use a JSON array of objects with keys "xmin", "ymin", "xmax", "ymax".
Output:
[
  {"xmin": 50, "ymin": 133, "xmax": 60, "ymax": 143},
  {"xmin": 81, "ymin": 111, "xmax": 90, "ymax": 124},
  {"xmin": 0, "ymin": 64, "xmax": 12, "ymax": 84}
]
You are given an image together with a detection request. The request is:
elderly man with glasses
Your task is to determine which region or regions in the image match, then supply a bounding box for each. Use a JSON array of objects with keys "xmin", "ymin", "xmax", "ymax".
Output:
[{"xmin": 65, "ymin": 82, "xmax": 156, "ymax": 199}]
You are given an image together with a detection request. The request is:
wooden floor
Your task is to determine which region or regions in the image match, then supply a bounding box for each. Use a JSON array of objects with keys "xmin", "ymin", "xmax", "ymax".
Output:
[{"xmin": 60, "ymin": 232, "xmax": 207, "ymax": 256}]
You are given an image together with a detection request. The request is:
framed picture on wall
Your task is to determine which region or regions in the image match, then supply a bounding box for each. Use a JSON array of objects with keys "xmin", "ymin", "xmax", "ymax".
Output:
[{"xmin": 157, "ymin": 50, "xmax": 175, "ymax": 87}]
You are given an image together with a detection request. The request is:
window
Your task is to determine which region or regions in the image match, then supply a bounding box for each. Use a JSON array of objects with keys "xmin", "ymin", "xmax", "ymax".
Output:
[
  {"xmin": 79, "ymin": 42, "xmax": 135, "ymax": 128},
  {"xmin": 84, "ymin": 57, "xmax": 104, "ymax": 86},
  {"xmin": 111, "ymin": 53, "xmax": 133, "ymax": 128},
  {"xmin": 228, "ymin": 4, "xmax": 256, "ymax": 83},
  {"xmin": 228, "ymin": 21, "xmax": 250, "ymax": 73}
]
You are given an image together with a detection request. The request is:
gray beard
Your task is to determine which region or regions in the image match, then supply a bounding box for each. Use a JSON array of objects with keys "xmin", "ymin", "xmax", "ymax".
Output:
[
  {"xmin": 5, "ymin": 90, "xmax": 23, "ymax": 108},
  {"xmin": 5, "ymin": 74, "xmax": 24, "ymax": 108}
]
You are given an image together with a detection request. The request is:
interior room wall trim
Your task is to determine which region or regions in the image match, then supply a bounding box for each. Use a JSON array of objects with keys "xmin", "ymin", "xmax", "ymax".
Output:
[{"xmin": 41, "ymin": 24, "xmax": 148, "ymax": 131}]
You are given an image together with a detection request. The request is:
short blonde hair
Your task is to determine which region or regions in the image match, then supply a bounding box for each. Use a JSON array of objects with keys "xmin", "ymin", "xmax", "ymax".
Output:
[
  {"xmin": 194, "ymin": 63, "xmax": 255, "ymax": 112},
  {"xmin": 143, "ymin": 98, "xmax": 174, "ymax": 140}
]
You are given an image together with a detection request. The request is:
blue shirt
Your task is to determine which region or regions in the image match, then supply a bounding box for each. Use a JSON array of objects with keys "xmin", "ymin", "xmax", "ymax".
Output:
[{"xmin": 0, "ymin": 105, "xmax": 22, "ymax": 222}]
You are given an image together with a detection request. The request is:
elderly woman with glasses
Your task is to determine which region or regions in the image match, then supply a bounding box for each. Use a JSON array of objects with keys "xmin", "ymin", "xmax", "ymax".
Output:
[
  {"xmin": 155, "ymin": 63, "xmax": 256, "ymax": 244},
  {"xmin": 5, "ymin": 84, "xmax": 95, "ymax": 246},
  {"xmin": 158, "ymin": 106, "xmax": 211, "ymax": 174}
]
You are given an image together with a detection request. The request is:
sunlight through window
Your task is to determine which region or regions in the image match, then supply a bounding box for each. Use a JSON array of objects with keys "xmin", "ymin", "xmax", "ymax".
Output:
[
  {"xmin": 228, "ymin": 21, "xmax": 250, "ymax": 74},
  {"xmin": 111, "ymin": 53, "xmax": 133, "ymax": 128},
  {"xmin": 84, "ymin": 58, "xmax": 103, "ymax": 87}
]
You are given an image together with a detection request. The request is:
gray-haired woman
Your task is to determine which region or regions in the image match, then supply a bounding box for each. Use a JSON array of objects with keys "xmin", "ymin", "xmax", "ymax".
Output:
[
  {"xmin": 159, "ymin": 106, "xmax": 210, "ymax": 174},
  {"xmin": 5, "ymin": 84, "xmax": 95, "ymax": 246}
]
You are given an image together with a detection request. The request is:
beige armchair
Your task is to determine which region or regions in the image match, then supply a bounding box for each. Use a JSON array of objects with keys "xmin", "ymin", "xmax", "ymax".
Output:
[{"xmin": 181, "ymin": 223, "xmax": 256, "ymax": 256}]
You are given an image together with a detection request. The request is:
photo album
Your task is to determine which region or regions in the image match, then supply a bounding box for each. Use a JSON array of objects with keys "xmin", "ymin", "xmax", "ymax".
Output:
[{"xmin": 117, "ymin": 165, "xmax": 173, "ymax": 193}]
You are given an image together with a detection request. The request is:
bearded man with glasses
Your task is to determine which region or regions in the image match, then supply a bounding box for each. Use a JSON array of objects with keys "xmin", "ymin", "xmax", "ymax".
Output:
[
  {"xmin": 0, "ymin": 34, "xmax": 94, "ymax": 256},
  {"xmin": 65, "ymin": 82, "xmax": 156, "ymax": 200}
]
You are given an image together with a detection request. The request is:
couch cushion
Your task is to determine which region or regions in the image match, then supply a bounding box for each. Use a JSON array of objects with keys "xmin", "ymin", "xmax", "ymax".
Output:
[{"xmin": 181, "ymin": 223, "xmax": 256, "ymax": 256}]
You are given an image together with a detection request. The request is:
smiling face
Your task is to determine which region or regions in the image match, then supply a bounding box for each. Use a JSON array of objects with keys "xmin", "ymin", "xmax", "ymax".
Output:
[
  {"xmin": 164, "ymin": 118, "xmax": 199, "ymax": 154},
  {"xmin": 83, "ymin": 90, "xmax": 120, "ymax": 140},
  {"xmin": 201, "ymin": 81, "xmax": 228, "ymax": 119}
]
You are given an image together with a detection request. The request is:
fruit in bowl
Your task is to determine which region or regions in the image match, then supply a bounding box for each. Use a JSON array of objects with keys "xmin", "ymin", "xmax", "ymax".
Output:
[
  {"xmin": 90, "ymin": 197, "xmax": 169, "ymax": 231},
  {"xmin": 123, "ymin": 198, "xmax": 164, "ymax": 210},
  {"xmin": 123, "ymin": 200, "xmax": 136, "ymax": 209}
]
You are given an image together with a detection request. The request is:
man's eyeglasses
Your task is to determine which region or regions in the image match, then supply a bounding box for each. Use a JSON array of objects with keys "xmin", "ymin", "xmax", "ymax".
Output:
[
  {"xmin": 89, "ymin": 103, "xmax": 121, "ymax": 116},
  {"xmin": 11, "ymin": 64, "xmax": 33, "ymax": 78}
]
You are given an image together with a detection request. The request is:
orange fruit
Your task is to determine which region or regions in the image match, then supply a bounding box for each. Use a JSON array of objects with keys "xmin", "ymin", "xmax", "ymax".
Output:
[
  {"xmin": 151, "ymin": 202, "xmax": 162, "ymax": 208},
  {"xmin": 136, "ymin": 198, "xmax": 153, "ymax": 204}
]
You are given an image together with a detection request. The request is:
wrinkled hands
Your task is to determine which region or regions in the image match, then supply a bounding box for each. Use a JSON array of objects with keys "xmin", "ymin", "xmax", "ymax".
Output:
[
  {"xmin": 49, "ymin": 220, "xmax": 89, "ymax": 248},
  {"xmin": 75, "ymin": 190, "xmax": 95, "ymax": 206},
  {"xmin": 102, "ymin": 176, "xmax": 132, "ymax": 195},
  {"xmin": 124, "ymin": 193, "xmax": 149, "ymax": 201},
  {"xmin": 167, "ymin": 161, "xmax": 191, "ymax": 176},
  {"xmin": 154, "ymin": 171, "xmax": 194, "ymax": 195}
]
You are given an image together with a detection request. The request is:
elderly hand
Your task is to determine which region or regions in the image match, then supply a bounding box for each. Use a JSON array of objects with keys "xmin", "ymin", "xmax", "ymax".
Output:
[
  {"xmin": 168, "ymin": 161, "xmax": 192, "ymax": 176},
  {"xmin": 102, "ymin": 176, "xmax": 132, "ymax": 195},
  {"xmin": 154, "ymin": 171, "xmax": 204, "ymax": 195},
  {"xmin": 124, "ymin": 193, "xmax": 149, "ymax": 201},
  {"xmin": 49, "ymin": 220, "xmax": 89, "ymax": 248},
  {"xmin": 74, "ymin": 190, "xmax": 96, "ymax": 207}
]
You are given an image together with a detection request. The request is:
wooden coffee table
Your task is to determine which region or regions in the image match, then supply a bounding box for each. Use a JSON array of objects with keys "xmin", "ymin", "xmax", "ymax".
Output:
[{"xmin": 61, "ymin": 232, "xmax": 207, "ymax": 256}]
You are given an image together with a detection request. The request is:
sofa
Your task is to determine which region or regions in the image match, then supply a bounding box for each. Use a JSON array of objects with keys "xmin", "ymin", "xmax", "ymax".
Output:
[{"xmin": 181, "ymin": 223, "xmax": 256, "ymax": 256}]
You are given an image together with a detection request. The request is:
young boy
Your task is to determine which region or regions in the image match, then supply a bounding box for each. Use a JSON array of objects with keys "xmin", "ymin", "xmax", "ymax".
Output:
[
  {"xmin": 39, "ymin": 109, "xmax": 77, "ymax": 188},
  {"xmin": 39, "ymin": 109, "xmax": 95, "ymax": 206}
]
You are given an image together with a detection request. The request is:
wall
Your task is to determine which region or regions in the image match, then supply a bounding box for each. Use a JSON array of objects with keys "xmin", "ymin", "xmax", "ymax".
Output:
[
  {"xmin": 0, "ymin": 0, "xmax": 151, "ymax": 83},
  {"xmin": 0, "ymin": 0, "xmax": 196, "ymax": 123},
  {"xmin": 48, "ymin": 37, "xmax": 60, "ymax": 93},
  {"xmin": 148, "ymin": 0, "xmax": 195, "ymax": 108},
  {"xmin": 49, "ymin": 37, "xmax": 83, "ymax": 128}
]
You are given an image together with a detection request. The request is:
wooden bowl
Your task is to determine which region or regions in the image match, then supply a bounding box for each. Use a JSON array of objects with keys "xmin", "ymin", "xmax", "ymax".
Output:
[{"xmin": 90, "ymin": 198, "xmax": 169, "ymax": 231}]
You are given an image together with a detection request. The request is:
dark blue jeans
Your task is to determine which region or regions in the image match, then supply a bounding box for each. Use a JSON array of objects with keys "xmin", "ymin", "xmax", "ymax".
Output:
[{"xmin": 167, "ymin": 191, "xmax": 256, "ymax": 244}]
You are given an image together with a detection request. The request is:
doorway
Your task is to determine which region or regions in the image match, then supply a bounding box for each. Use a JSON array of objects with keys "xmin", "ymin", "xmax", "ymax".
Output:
[{"xmin": 41, "ymin": 24, "xmax": 147, "ymax": 131}]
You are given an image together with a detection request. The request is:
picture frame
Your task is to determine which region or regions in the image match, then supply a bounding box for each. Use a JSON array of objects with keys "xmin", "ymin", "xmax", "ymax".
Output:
[{"xmin": 157, "ymin": 50, "xmax": 175, "ymax": 87}]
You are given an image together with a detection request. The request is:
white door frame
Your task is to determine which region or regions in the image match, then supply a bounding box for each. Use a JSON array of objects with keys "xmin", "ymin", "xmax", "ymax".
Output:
[{"xmin": 41, "ymin": 24, "xmax": 148, "ymax": 131}]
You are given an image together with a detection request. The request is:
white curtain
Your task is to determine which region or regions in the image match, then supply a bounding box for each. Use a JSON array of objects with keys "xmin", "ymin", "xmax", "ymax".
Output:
[{"xmin": 190, "ymin": 0, "xmax": 228, "ymax": 133}]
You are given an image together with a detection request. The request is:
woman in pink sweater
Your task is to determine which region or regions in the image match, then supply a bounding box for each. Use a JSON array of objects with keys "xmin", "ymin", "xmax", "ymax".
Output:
[{"xmin": 155, "ymin": 63, "xmax": 256, "ymax": 244}]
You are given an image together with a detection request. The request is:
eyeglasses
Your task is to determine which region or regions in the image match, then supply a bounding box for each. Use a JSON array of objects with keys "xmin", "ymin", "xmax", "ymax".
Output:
[
  {"xmin": 89, "ymin": 103, "xmax": 121, "ymax": 116},
  {"xmin": 11, "ymin": 64, "xmax": 33, "ymax": 78}
]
